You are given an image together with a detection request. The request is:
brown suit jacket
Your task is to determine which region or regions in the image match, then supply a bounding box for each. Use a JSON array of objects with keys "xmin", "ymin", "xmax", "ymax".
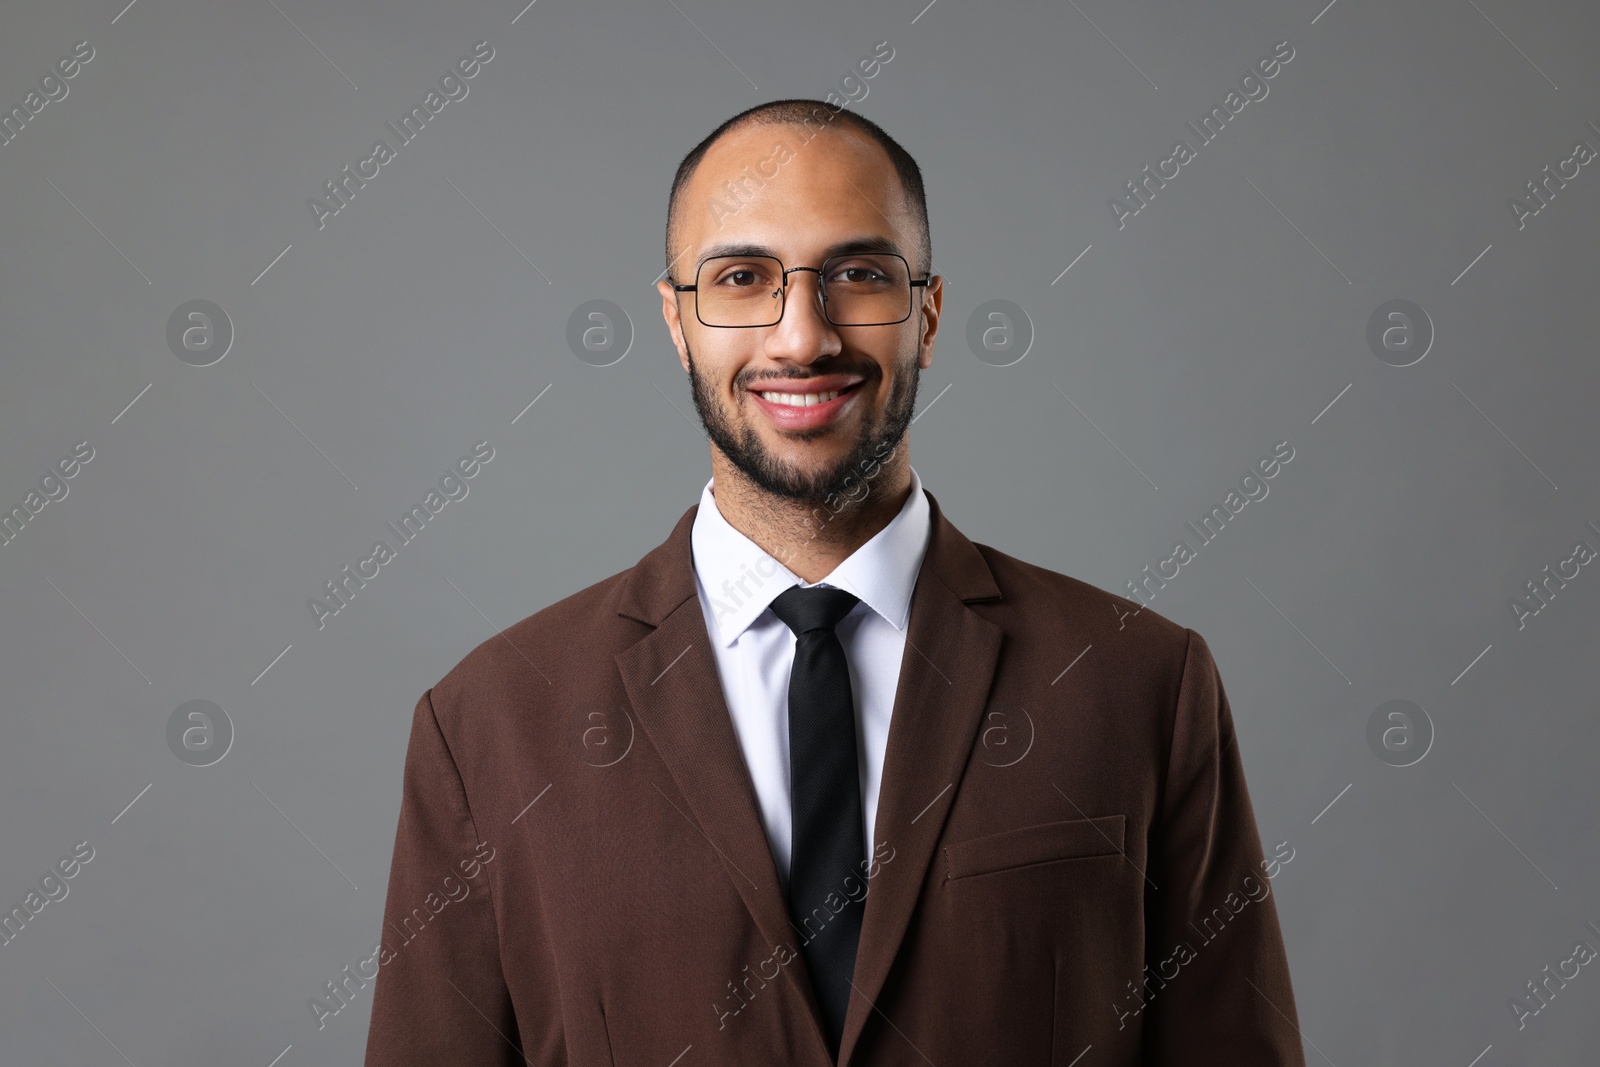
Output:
[{"xmin": 363, "ymin": 489, "xmax": 1306, "ymax": 1065}]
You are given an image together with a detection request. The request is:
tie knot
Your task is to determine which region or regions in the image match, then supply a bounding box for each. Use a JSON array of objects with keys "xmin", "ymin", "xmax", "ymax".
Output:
[{"xmin": 768, "ymin": 585, "xmax": 860, "ymax": 636}]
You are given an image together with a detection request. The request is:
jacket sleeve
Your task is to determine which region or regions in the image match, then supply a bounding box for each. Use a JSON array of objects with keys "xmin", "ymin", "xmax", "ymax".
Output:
[
  {"xmin": 1141, "ymin": 629, "xmax": 1306, "ymax": 1065},
  {"xmin": 363, "ymin": 688, "xmax": 525, "ymax": 1065}
]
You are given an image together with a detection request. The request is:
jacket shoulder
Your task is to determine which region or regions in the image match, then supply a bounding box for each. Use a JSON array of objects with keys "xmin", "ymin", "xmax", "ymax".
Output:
[
  {"xmin": 429, "ymin": 562, "xmax": 647, "ymax": 716},
  {"xmin": 967, "ymin": 539, "xmax": 1194, "ymax": 665}
]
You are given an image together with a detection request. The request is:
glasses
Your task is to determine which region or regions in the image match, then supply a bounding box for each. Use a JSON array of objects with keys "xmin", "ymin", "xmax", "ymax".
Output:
[{"xmin": 673, "ymin": 252, "xmax": 929, "ymax": 328}]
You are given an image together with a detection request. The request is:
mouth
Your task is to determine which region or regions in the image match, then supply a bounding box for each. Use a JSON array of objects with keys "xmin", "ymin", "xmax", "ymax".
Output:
[{"xmin": 746, "ymin": 377, "xmax": 867, "ymax": 431}]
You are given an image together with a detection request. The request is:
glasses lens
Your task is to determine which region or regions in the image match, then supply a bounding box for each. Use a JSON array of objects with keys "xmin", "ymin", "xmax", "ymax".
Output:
[
  {"xmin": 695, "ymin": 256, "xmax": 785, "ymax": 327},
  {"xmin": 822, "ymin": 253, "xmax": 912, "ymax": 326}
]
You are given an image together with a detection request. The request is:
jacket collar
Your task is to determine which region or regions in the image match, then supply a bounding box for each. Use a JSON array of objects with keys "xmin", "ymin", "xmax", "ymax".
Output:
[{"xmin": 617, "ymin": 484, "xmax": 1000, "ymax": 627}]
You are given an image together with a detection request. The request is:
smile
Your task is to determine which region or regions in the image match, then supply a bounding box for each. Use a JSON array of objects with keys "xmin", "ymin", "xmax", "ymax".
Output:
[{"xmin": 747, "ymin": 378, "xmax": 866, "ymax": 429}]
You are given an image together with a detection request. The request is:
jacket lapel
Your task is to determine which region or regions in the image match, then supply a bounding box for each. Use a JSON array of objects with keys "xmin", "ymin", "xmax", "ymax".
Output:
[
  {"xmin": 613, "ymin": 491, "xmax": 1004, "ymax": 1066},
  {"xmin": 613, "ymin": 505, "xmax": 835, "ymax": 1059},
  {"xmin": 836, "ymin": 491, "xmax": 1003, "ymax": 1065}
]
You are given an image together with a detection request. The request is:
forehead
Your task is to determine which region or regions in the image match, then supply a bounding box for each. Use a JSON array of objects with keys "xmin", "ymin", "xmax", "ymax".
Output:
[{"xmin": 675, "ymin": 121, "xmax": 916, "ymax": 265}]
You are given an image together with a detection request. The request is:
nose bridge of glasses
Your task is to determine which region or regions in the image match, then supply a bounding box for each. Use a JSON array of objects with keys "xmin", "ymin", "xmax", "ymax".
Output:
[{"xmin": 778, "ymin": 264, "xmax": 829, "ymax": 321}]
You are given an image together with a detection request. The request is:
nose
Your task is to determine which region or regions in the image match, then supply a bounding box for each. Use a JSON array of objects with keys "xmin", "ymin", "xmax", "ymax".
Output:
[{"xmin": 763, "ymin": 268, "xmax": 841, "ymax": 365}]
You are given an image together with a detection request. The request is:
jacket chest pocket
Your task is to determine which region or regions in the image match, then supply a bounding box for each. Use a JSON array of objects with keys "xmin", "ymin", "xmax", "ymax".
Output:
[{"xmin": 942, "ymin": 814, "xmax": 1126, "ymax": 881}]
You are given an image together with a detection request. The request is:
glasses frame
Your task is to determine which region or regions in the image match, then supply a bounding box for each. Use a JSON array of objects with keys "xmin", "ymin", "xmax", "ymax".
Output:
[{"xmin": 672, "ymin": 252, "xmax": 931, "ymax": 329}]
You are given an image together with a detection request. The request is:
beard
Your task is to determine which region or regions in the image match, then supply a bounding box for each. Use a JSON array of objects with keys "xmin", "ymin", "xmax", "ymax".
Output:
[{"xmin": 685, "ymin": 338, "xmax": 920, "ymax": 504}]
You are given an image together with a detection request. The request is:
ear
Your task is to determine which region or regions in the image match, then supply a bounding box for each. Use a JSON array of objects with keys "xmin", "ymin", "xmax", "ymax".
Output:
[
  {"xmin": 916, "ymin": 274, "xmax": 943, "ymax": 371},
  {"xmin": 656, "ymin": 277, "xmax": 691, "ymax": 373}
]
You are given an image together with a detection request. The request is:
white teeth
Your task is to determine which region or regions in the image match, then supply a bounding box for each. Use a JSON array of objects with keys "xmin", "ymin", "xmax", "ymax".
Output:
[{"xmin": 760, "ymin": 389, "xmax": 841, "ymax": 407}]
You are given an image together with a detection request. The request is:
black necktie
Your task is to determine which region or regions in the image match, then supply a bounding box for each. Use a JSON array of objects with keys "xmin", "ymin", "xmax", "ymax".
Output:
[{"xmin": 768, "ymin": 584, "xmax": 866, "ymax": 1058}]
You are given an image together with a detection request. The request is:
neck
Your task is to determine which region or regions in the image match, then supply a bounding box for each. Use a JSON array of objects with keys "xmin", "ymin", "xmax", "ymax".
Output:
[{"xmin": 708, "ymin": 448, "xmax": 913, "ymax": 585}]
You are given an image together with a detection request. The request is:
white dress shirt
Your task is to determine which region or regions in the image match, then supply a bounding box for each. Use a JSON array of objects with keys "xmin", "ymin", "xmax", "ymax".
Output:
[{"xmin": 689, "ymin": 466, "xmax": 932, "ymax": 887}]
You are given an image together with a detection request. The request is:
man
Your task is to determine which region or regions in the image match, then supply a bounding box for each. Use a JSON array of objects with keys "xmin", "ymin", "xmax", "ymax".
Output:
[{"xmin": 364, "ymin": 99, "xmax": 1305, "ymax": 1066}]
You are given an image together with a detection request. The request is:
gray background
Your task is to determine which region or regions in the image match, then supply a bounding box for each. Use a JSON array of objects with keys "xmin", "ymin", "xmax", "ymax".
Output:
[{"xmin": 1, "ymin": 0, "xmax": 1596, "ymax": 1063}]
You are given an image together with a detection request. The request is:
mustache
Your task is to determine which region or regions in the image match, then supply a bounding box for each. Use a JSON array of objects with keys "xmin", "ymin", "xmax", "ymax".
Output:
[{"xmin": 735, "ymin": 363, "xmax": 879, "ymax": 388}]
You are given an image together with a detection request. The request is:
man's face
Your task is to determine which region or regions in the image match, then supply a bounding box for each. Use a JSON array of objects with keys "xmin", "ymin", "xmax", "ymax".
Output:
[{"xmin": 657, "ymin": 122, "xmax": 942, "ymax": 504}]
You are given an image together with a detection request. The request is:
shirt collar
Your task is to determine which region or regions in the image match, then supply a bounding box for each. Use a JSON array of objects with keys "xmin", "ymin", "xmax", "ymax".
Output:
[{"xmin": 691, "ymin": 466, "xmax": 931, "ymax": 646}]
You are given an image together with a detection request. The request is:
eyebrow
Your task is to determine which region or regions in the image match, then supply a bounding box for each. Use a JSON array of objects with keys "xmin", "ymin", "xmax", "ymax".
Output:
[{"xmin": 695, "ymin": 236, "xmax": 907, "ymax": 268}]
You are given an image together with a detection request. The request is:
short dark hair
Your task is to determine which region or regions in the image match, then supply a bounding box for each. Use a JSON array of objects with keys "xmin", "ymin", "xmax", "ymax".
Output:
[{"xmin": 665, "ymin": 99, "xmax": 930, "ymax": 280}]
